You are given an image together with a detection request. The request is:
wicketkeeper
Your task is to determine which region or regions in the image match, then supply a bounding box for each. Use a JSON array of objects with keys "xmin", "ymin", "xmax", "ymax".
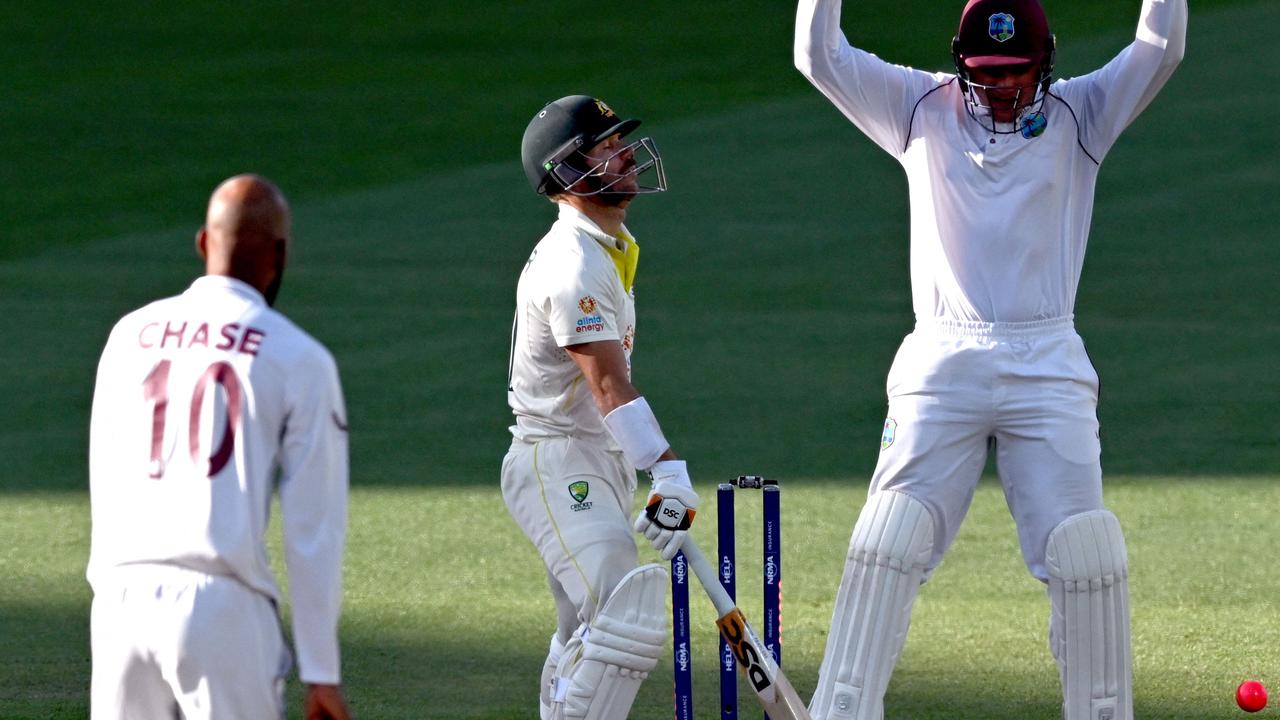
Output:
[{"xmin": 794, "ymin": 0, "xmax": 1186, "ymax": 718}]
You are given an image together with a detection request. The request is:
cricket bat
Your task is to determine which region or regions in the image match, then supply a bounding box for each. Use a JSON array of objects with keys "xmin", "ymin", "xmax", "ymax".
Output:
[{"xmin": 680, "ymin": 537, "xmax": 812, "ymax": 720}]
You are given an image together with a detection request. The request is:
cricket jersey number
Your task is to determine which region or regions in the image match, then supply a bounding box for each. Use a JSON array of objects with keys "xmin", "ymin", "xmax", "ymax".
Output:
[{"xmin": 142, "ymin": 359, "xmax": 243, "ymax": 479}]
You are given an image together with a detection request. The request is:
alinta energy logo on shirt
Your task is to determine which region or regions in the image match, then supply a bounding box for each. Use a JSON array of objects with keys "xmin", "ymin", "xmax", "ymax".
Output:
[
  {"xmin": 568, "ymin": 481, "xmax": 593, "ymax": 512},
  {"xmin": 576, "ymin": 296, "xmax": 604, "ymax": 334}
]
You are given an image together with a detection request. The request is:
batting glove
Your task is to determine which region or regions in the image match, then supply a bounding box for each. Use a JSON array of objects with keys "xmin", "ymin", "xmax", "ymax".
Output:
[{"xmin": 634, "ymin": 460, "xmax": 699, "ymax": 561}]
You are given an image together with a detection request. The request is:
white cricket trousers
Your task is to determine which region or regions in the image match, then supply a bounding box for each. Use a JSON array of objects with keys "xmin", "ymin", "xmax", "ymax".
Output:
[
  {"xmin": 91, "ymin": 565, "xmax": 289, "ymax": 720},
  {"xmin": 501, "ymin": 436, "xmax": 639, "ymax": 644},
  {"xmin": 873, "ymin": 317, "xmax": 1105, "ymax": 581}
]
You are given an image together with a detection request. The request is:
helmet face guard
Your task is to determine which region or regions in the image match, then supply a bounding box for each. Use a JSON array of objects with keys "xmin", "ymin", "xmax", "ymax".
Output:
[
  {"xmin": 954, "ymin": 65, "xmax": 1052, "ymax": 135},
  {"xmin": 546, "ymin": 136, "xmax": 667, "ymax": 197},
  {"xmin": 952, "ymin": 34, "xmax": 1055, "ymax": 135}
]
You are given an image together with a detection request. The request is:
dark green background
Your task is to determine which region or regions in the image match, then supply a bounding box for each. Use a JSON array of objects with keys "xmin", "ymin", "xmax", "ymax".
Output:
[{"xmin": 4, "ymin": 0, "xmax": 1274, "ymax": 493}]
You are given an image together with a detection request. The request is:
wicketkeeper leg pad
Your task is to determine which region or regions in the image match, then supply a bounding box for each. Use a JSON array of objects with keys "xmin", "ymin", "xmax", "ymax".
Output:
[
  {"xmin": 1046, "ymin": 510, "xmax": 1132, "ymax": 720},
  {"xmin": 550, "ymin": 563, "xmax": 668, "ymax": 720},
  {"xmin": 810, "ymin": 490, "xmax": 935, "ymax": 720}
]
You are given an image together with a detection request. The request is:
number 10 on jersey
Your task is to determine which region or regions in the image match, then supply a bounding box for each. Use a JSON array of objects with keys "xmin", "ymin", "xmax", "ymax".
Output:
[{"xmin": 141, "ymin": 359, "xmax": 243, "ymax": 479}]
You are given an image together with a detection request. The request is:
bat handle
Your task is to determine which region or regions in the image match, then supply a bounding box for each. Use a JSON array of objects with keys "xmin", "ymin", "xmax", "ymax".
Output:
[{"xmin": 680, "ymin": 537, "xmax": 737, "ymax": 617}]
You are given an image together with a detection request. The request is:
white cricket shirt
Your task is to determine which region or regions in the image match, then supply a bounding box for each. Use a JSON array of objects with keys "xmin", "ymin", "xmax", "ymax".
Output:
[
  {"xmin": 508, "ymin": 203, "xmax": 639, "ymax": 445},
  {"xmin": 87, "ymin": 275, "xmax": 348, "ymax": 684},
  {"xmin": 796, "ymin": 0, "xmax": 1186, "ymax": 323}
]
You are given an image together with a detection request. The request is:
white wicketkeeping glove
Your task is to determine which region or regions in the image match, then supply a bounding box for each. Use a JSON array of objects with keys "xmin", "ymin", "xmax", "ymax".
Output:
[{"xmin": 633, "ymin": 460, "xmax": 699, "ymax": 561}]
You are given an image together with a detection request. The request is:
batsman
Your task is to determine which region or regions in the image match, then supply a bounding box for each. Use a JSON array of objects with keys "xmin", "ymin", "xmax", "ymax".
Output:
[
  {"xmin": 794, "ymin": 0, "xmax": 1185, "ymax": 718},
  {"xmin": 502, "ymin": 95, "xmax": 700, "ymax": 719}
]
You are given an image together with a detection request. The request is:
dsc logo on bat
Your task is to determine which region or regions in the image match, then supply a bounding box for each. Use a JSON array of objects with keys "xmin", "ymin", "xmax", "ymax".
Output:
[{"xmin": 717, "ymin": 609, "xmax": 777, "ymax": 700}]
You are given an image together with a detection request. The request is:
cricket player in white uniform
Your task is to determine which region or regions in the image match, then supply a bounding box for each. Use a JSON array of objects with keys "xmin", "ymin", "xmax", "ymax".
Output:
[
  {"xmin": 87, "ymin": 175, "xmax": 351, "ymax": 720},
  {"xmin": 503, "ymin": 95, "xmax": 700, "ymax": 720},
  {"xmin": 795, "ymin": 0, "xmax": 1185, "ymax": 718}
]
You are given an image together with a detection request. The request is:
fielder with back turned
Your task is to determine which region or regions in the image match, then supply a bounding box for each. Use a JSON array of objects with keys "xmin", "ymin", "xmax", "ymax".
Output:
[
  {"xmin": 87, "ymin": 175, "xmax": 350, "ymax": 720},
  {"xmin": 794, "ymin": 0, "xmax": 1185, "ymax": 718},
  {"xmin": 502, "ymin": 95, "xmax": 701, "ymax": 720}
]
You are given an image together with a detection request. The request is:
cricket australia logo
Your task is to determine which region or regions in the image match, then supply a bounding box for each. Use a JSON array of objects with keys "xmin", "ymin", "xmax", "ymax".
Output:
[
  {"xmin": 881, "ymin": 418, "xmax": 898, "ymax": 450},
  {"xmin": 594, "ymin": 99, "xmax": 616, "ymax": 118},
  {"xmin": 988, "ymin": 13, "xmax": 1015, "ymax": 42},
  {"xmin": 568, "ymin": 481, "xmax": 593, "ymax": 512}
]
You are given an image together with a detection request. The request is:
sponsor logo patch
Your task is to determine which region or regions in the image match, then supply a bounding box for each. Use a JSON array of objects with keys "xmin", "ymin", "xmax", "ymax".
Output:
[
  {"xmin": 988, "ymin": 13, "xmax": 1016, "ymax": 42},
  {"xmin": 881, "ymin": 418, "xmax": 898, "ymax": 450},
  {"xmin": 575, "ymin": 315, "xmax": 605, "ymax": 333},
  {"xmin": 569, "ymin": 480, "xmax": 593, "ymax": 512},
  {"xmin": 578, "ymin": 296, "xmax": 598, "ymax": 314}
]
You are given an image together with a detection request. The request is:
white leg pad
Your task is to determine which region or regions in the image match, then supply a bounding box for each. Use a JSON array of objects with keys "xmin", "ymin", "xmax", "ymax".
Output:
[
  {"xmin": 1045, "ymin": 510, "xmax": 1132, "ymax": 720},
  {"xmin": 540, "ymin": 633, "xmax": 564, "ymax": 720},
  {"xmin": 810, "ymin": 490, "xmax": 935, "ymax": 720},
  {"xmin": 550, "ymin": 564, "xmax": 668, "ymax": 720}
]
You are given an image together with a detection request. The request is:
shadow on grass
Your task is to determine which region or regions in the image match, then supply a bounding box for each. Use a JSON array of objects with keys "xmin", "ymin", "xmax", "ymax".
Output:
[{"xmin": 0, "ymin": 597, "xmax": 1248, "ymax": 720}]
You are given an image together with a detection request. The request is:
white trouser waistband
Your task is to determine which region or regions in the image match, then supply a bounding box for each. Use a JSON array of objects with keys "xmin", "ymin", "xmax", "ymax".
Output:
[{"xmin": 914, "ymin": 315, "xmax": 1075, "ymax": 339}]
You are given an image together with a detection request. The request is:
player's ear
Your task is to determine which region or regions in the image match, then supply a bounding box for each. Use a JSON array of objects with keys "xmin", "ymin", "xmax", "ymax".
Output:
[{"xmin": 195, "ymin": 227, "xmax": 209, "ymax": 260}]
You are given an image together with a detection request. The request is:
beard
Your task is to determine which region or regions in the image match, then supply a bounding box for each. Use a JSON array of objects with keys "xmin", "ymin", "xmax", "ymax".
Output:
[
  {"xmin": 264, "ymin": 273, "xmax": 283, "ymax": 307},
  {"xmin": 264, "ymin": 250, "xmax": 286, "ymax": 307},
  {"xmin": 584, "ymin": 169, "xmax": 637, "ymax": 207}
]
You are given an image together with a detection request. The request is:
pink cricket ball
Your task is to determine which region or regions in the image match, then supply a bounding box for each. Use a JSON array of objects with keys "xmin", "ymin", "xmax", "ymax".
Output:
[{"xmin": 1237, "ymin": 680, "xmax": 1267, "ymax": 713}]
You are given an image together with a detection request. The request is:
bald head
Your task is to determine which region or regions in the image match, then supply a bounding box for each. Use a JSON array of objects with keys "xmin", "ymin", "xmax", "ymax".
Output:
[{"xmin": 198, "ymin": 174, "xmax": 291, "ymax": 305}]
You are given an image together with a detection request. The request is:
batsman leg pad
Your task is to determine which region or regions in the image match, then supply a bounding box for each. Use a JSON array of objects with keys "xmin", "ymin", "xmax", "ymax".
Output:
[
  {"xmin": 810, "ymin": 490, "xmax": 935, "ymax": 720},
  {"xmin": 550, "ymin": 564, "xmax": 668, "ymax": 720},
  {"xmin": 1046, "ymin": 510, "xmax": 1132, "ymax": 720},
  {"xmin": 540, "ymin": 633, "xmax": 564, "ymax": 720}
]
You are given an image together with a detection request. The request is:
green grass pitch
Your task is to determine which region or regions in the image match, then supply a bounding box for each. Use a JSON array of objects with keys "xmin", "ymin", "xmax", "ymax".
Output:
[{"xmin": 2, "ymin": 1, "xmax": 1277, "ymax": 718}]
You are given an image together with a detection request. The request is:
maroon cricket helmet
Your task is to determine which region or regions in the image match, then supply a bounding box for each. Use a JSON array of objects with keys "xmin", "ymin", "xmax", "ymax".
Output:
[{"xmin": 952, "ymin": 0, "xmax": 1054, "ymax": 69}]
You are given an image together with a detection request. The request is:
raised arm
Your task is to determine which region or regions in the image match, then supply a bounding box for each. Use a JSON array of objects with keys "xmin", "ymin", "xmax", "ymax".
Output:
[
  {"xmin": 794, "ymin": 0, "xmax": 943, "ymax": 156},
  {"xmin": 1058, "ymin": 0, "xmax": 1187, "ymax": 158}
]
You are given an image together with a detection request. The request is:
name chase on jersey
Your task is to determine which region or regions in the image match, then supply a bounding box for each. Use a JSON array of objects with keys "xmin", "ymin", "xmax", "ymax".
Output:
[{"xmin": 137, "ymin": 321, "xmax": 267, "ymax": 356}]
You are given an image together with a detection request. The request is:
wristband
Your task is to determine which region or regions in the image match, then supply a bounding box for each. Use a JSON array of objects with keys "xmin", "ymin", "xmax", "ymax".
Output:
[
  {"xmin": 649, "ymin": 460, "xmax": 692, "ymax": 491},
  {"xmin": 603, "ymin": 396, "xmax": 669, "ymax": 470}
]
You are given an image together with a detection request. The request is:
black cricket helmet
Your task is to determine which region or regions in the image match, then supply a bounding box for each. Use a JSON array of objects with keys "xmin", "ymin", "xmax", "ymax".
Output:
[{"xmin": 520, "ymin": 95, "xmax": 666, "ymax": 197}]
